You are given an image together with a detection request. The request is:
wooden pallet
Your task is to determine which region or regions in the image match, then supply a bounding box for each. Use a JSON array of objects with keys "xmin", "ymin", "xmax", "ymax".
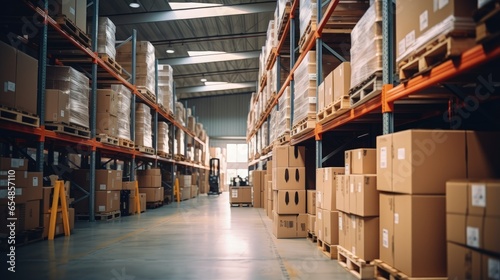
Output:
[
  {"xmin": 119, "ymin": 138, "xmax": 135, "ymax": 149},
  {"xmin": 137, "ymin": 87, "xmax": 156, "ymax": 103},
  {"xmin": 0, "ymin": 227, "xmax": 44, "ymax": 250},
  {"xmin": 96, "ymin": 134, "xmax": 119, "ymax": 146},
  {"xmin": 99, "ymin": 54, "xmax": 123, "ymax": 74},
  {"xmin": 146, "ymin": 201, "xmax": 163, "ymax": 209},
  {"xmin": 76, "ymin": 210, "xmax": 121, "ymax": 221},
  {"xmin": 54, "ymin": 16, "xmax": 91, "ymax": 48},
  {"xmin": 298, "ymin": 19, "xmax": 354, "ymax": 53},
  {"xmin": 317, "ymin": 96, "xmax": 350, "ymax": 124},
  {"xmin": 337, "ymin": 246, "xmax": 375, "ymax": 280},
  {"xmin": 299, "ymin": 21, "xmax": 316, "ymax": 53},
  {"xmin": 230, "ymin": 202, "xmax": 253, "ymax": 207},
  {"xmin": 265, "ymin": 47, "xmax": 277, "ymax": 70},
  {"xmin": 275, "ymin": 132, "xmax": 290, "ymax": 146},
  {"xmin": 291, "ymin": 116, "xmax": 316, "ymax": 138},
  {"xmin": 317, "ymin": 239, "xmax": 338, "ymax": 260},
  {"xmin": 157, "ymin": 151, "xmax": 171, "ymax": 159},
  {"xmin": 260, "ymin": 74, "xmax": 268, "ymax": 89},
  {"xmin": 372, "ymin": 259, "xmax": 447, "ymax": 280},
  {"xmin": 262, "ymin": 144, "xmax": 273, "ymax": 155},
  {"xmin": 174, "ymin": 154, "xmax": 185, "ymax": 161},
  {"xmin": 307, "ymin": 231, "xmax": 317, "ymax": 243},
  {"xmin": 277, "ymin": 3, "xmax": 292, "ymax": 41},
  {"xmin": 45, "ymin": 123, "xmax": 91, "ymax": 138},
  {"xmin": 0, "ymin": 107, "xmax": 39, "ymax": 127},
  {"xmin": 136, "ymin": 145, "xmax": 155, "ymax": 155},
  {"xmin": 349, "ymin": 73, "xmax": 383, "ymax": 108},
  {"xmin": 475, "ymin": 0, "xmax": 500, "ymax": 43},
  {"xmin": 398, "ymin": 36, "xmax": 476, "ymax": 81}
]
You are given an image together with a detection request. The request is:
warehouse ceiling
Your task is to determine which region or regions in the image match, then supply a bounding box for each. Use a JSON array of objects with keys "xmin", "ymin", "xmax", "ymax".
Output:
[{"xmin": 99, "ymin": 0, "xmax": 275, "ymax": 100}]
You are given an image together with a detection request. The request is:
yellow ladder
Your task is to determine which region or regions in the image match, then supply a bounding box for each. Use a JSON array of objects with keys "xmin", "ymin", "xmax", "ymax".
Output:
[
  {"xmin": 173, "ymin": 177, "xmax": 180, "ymax": 202},
  {"xmin": 134, "ymin": 181, "xmax": 141, "ymax": 214},
  {"xmin": 48, "ymin": 180, "xmax": 70, "ymax": 240}
]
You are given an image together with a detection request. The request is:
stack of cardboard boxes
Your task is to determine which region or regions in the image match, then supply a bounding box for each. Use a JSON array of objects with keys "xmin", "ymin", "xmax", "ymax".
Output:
[
  {"xmin": 72, "ymin": 169, "xmax": 122, "ymax": 215},
  {"xmin": 178, "ymin": 175, "xmax": 192, "ymax": 201},
  {"xmin": 317, "ymin": 62, "xmax": 351, "ymax": 113},
  {"xmin": 54, "ymin": 0, "xmax": 87, "ymax": 31},
  {"xmin": 122, "ymin": 181, "xmax": 142, "ymax": 215},
  {"xmin": 113, "ymin": 84, "xmax": 132, "ymax": 141},
  {"xmin": 137, "ymin": 169, "xmax": 163, "ymax": 203},
  {"xmin": 116, "ymin": 41, "xmax": 156, "ymax": 95},
  {"xmin": 272, "ymin": 145, "xmax": 307, "ymax": 238},
  {"xmin": 263, "ymin": 161, "xmax": 273, "ymax": 218},
  {"xmin": 306, "ymin": 189, "xmax": 316, "ymax": 235},
  {"xmin": 135, "ymin": 103, "xmax": 153, "ymax": 149},
  {"xmin": 190, "ymin": 172, "xmax": 199, "ymax": 198},
  {"xmin": 337, "ymin": 149, "xmax": 379, "ymax": 261},
  {"xmin": 96, "ymin": 89, "xmax": 118, "ymax": 137},
  {"xmin": 157, "ymin": 122, "xmax": 169, "ymax": 156},
  {"xmin": 316, "ymin": 167, "xmax": 343, "ymax": 248},
  {"xmin": 250, "ymin": 170, "xmax": 266, "ymax": 208}
]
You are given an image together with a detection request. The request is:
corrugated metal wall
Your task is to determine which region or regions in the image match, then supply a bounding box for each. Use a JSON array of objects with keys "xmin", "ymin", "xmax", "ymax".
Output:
[{"xmin": 184, "ymin": 93, "xmax": 251, "ymax": 137}]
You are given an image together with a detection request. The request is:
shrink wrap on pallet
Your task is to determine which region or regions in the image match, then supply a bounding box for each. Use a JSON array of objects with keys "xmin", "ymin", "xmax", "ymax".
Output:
[
  {"xmin": 116, "ymin": 41, "xmax": 155, "ymax": 94},
  {"xmin": 299, "ymin": 0, "xmax": 315, "ymax": 39},
  {"xmin": 46, "ymin": 66, "xmax": 90, "ymax": 129},
  {"xmin": 293, "ymin": 51, "xmax": 316, "ymax": 127},
  {"xmin": 96, "ymin": 17, "xmax": 116, "ymax": 60},
  {"xmin": 158, "ymin": 64, "xmax": 174, "ymax": 115},
  {"xmin": 158, "ymin": 121, "xmax": 169, "ymax": 154},
  {"xmin": 277, "ymin": 86, "xmax": 291, "ymax": 137},
  {"xmin": 175, "ymin": 102, "xmax": 186, "ymax": 126},
  {"xmin": 135, "ymin": 103, "xmax": 152, "ymax": 148},
  {"xmin": 112, "ymin": 84, "xmax": 132, "ymax": 141},
  {"xmin": 350, "ymin": 0, "xmax": 383, "ymax": 89}
]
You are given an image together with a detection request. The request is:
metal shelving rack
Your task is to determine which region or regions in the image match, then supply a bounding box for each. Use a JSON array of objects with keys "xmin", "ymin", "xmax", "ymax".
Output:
[
  {"xmin": 0, "ymin": 0, "xmax": 208, "ymax": 221},
  {"xmin": 248, "ymin": 0, "xmax": 500, "ymax": 169}
]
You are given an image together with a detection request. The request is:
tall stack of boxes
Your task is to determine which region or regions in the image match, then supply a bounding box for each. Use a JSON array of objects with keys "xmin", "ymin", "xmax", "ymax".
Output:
[
  {"xmin": 339, "ymin": 149, "xmax": 379, "ymax": 261},
  {"xmin": 96, "ymin": 89, "xmax": 118, "ymax": 137},
  {"xmin": 250, "ymin": 170, "xmax": 266, "ymax": 208},
  {"xmin": 316, "ymin": 167, "xmax": 343, "ymax": 249},
  {"xmin": 95, "ymin": 17, "xmax": 116, "ymax": 59},
  {"xmin": 157, "ymin": 122, "xmax": 169, "ymax": 155},
  {"xmin": 116, "ymin": 41, "xmax": 156, "ymax": 95},
  {"xmin": 264, "ymin": 161, "xmax": 273, "ymax": 219},
  {"xmin": 158, "ymin": 65, "xmax": 174, "ymax": 114},
  {"xmin": 72, "ymin": 169, "xmax": 122, "ymax": 215},
  {"xmin": 113, "ymin": 84, "xmax": 132, "ymax": 141},
  {"xmin": 137, "ymin": 169, "xmax": 163, "ymax": 203},
  {"xmin": 135, "ymin": 103, "xmax": 153, "ymax": 149},
  {"xmin": 178, "ymin": 175, "xmax": 192, "ymax": 201},
  {"xmin": 272, "ymin": 145, "xmax": 307, "ymax": 238},
  {"xmin": 317, "ymin": 62, "xmax": 351, "ymax": 112}
]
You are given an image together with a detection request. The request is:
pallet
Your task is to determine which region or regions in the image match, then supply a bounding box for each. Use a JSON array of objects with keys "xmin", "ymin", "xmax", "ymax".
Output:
[
  {"xmin": 45, "ymin": 123, "xmax": 91, "ymax": 139},
  {"xmin": 475, "ymin": 0, "xmax": 500, "ymax": 43},
  {"xmin": 317, "ymin": 96, "xmax": 350, "ymax": 124},
  {"xmin": 96, "ymin": 134, "xmax": 119, "ymax": 146},
  {"xmin": 317, "ymin": 239, "xmax": 338, "ymax": 260},
  {"xmin": 262, "ymin": 144, "xmax": 273, "ymax": 155},
  {"xmin": 275, "ymin": 132, "xmax": 290, "ymax": 146},
  {"xmin": 260, "ymin": 74, "xmax": 268, "ymax": 90},
  {"xmin": 174, "ymin": 154, "xmax": 185, "ymax": 161},
  {"xmin": 372, "ymin": 259, "xmax": 447, "ymax": 280},
  {"xmin": 157, "ymin": 151, "xmax": 171, "ymax": 159},
  {"xmin": 99, "ymin": 54, "xmax": 123, "ymax": 74},
  {"xmin": 137, "ymin": 87, "xmax": 156, "ymax": 103},
  {"xmin": 298, "ymin": 19, "xmax": 353, "ymax": 53},
  {"xmin": 291, "ymin": 116, "xmax": 316, "ymax": 138},
  {"xmin": 119, "ymin": 138, "xmax": 135, "ymax": 149},
  {"xmin": 265, "ymin": 47, "xmax": 277, "ymax": 70},
  {"xmin": 136, "ymin": 145, "xmax": 155, "ymax": 155},
  {"xmin": 54, "ymin": 16, "xmax": 91, "ymax": 48},
  {"xmin": 0, "ymin": 107, "xmax": 39, "ymax": 127},
  {"xmin": 398, "ymin": 36, "xmax": 476, "ymax": 81},
  {"xmin": 337, "ymin": 246, "xmax": 375, "ymax": 280},
  {"xmin": 76, "ymin": 210, "xmax": 121, "ymax": 221},
  {"xmin": 277, "ymin": 3, "xmax": 292, "ymax": 41},
  {"xmin": 146, "ymin": 201, "xmax": 163, "ymax": 209},
  {"xmin": 349, "ymin": 73, "xmax": 383, "ymax": 108},
  {"xmin": 299, "ymin": 22, "xmax": 316, "ymax": 53},
  {"xmin": 230, "ymin": 203, "xmax": 253, "ymax": 207},
  {"xmin": 307, "ymin": 231, "xmax": 317, "ymax": 243},
  {"xmin": 0, "ymin": 227, "xmax": 44, "ymax": 250}
]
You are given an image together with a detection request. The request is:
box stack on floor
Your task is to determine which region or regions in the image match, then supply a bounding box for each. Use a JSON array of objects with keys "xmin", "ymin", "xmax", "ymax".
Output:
[
  {"xmin": 190, "ymin": 172, "xmax": 199, "ymax": 198},
  {"xmin": 116, "ymin": 41, "xmax": 156, "ymax": 98},
  {"xmin": 272, "ymin": 145, "xmax": 307, "ymax": 238},
  {"xmin": 315, "ymin": 167, "xmax": 344, "ymax": 255},
  {"xmin": 121, "ymin": 181, "xmax": 140, "ymax": 215},
  {"xmin": 263, "ymin": 161, "xmax": 273, "ymax": 218},
  {"xmin": 339, "ymin": 149, "xmax": 379, "ymax": 262},
  {"xmin": 137, "ymin": 169, "xmax": 163, "ymax": 205},
  {"xmin": 178, "ymin": 175, "xmax": 192, "ymax": 201},
  {"xmin": 250, "ymin": 170, "xmax": 266, "ymax": 208},
  {"xmin": 375, "ymin": 130, "xmax": 500, "ymax": 277}
]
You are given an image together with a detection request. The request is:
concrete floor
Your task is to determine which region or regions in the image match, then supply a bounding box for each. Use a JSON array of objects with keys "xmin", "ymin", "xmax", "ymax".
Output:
[{"xmin": 3, "ymin": 193, "xmax": 356, "ymax": 280}]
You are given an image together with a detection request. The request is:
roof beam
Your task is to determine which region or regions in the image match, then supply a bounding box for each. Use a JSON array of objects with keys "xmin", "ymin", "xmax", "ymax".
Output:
[
  {"xmin": 107, "ymin": 2, "xmax": 276, "ymax": 25},
  {"xmin": 176, "ymin": 82, "xmax": 256, "ymax": 94},
  {"xmin": 159, "ymin": 51, "xmax": 260, "ymax": 66}
]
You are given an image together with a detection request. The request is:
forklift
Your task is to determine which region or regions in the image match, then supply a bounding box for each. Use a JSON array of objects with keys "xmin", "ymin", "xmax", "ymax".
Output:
[{"xmin": 208, "ymin": 158, "xmax": 222, "ymax": 195}]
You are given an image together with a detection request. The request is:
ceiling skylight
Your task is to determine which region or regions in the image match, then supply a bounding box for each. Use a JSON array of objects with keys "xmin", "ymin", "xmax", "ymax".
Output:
[
  {"xmin": 169, "ymin": 2, "xmax": 223, "ymax": 10},
  {"xmin": 187, "ymin": 51, "xmax": 227, "ymax": 57}
]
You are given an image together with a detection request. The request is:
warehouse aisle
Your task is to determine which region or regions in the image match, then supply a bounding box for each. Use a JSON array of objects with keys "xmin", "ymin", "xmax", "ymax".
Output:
[{"xmin": 9, "ymin": 193, "xmax": 355, "ymax": 280}]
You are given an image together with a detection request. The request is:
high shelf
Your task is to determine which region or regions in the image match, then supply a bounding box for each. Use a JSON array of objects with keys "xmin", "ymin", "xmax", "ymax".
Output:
[{"xmin": 0, "ymin": 0, "xmax": 208, "ymax": 220}]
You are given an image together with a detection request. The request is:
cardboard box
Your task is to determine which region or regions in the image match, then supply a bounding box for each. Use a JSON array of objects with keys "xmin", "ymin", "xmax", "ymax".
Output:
[
  {"xmin": 376, "ymin": 134, "xmax": 392, "ymax": 192},
  {"xmin": 42, "ymin": 187, "xmax": 54, "ymax": 213},
  {"xmin": 482, "ymin": 254, "xmax": 500, "ymax": 280},
  {"xmin": 140, "ymin": 187, "xmax": 163, "ymax": 202},
  {"xmin": 333, "ymin": 62, "xmax": 351, "ymax": 102},
  {"xmin": 69, "ymin": 207, "xmax": 74, "ymax": 230},
  {"xmin": 122, "ymin": 181, "xmax": 137, "ymax": 197},
  {"xmin": 316, "ymin": 168, "xmax": 324, "ymax": 209},
  {"xmin": 346, "ymin": 214, "xmax": 355, "ymax": 254},
  {"xmin": 348, "ymin": 149, "xmax": 376, "ymax": 175},
  {"xmin": 353, "ymin": 216, "xmax": 379, "ymax": 261},
  {"xmin": 322, "ymin": 210, "xmax": 339, "ymax": 245},
  {"xmin": 97, "ymin": 89, "xmax": 118, "ymax": 116},
  {"xmin": 180, "ymin": 186, "xmax": 190, "ymax": 200},
  {"xmin": 322, "ymin": 167, "xmax": 345, "ymax": 211},
  {"xmin": 0, "ymin": 171, "xmax": 42, "ymax": 188},
  {"xmin": 447, "ymin": 213, "xmax": 500, "ymax": 255},
  {"xmin": 42, "ymin": 212, "xmax": 64, "ymax": 238},
  {"xmin": 16, "ymin": 50, "xmax": 38, "ymax": 115},
  {"xmin": 318, "ymin": 80, "xmax": 325, "ymax": 111},
  {"xmin": 137, "ymin": 169, "xmax": 161, "ymax": 176},
  {"xmin": 392, "ymin": 130, "xmax": 466, "ymax": 194},
  {"xmin": 395, "ymin": 0, "xmax": 476, "ymax": 62},
  {"xmin": 446, "ymin": 180, "xmax": 500, "ymax": 217},
  {"xmin": 323, "ymin": 71, "xmax": 335, "ymax": 107},
  {"xmin": 95, "ymin": 191, "xmax": 120, "ymax": 213},
  {"xmin": 466, "ymin": 131, "xmax": 500, "ymax": 179},
  {"xmin": 273, "ymin": 167, "xmax": 305, "ymax": 190},
  {"xmin": 55, "ymin": 0, "xmax": 76, "ymax": 22},
  {"xmin": 139, "ymin": 193, "xmax": 146, "ymax": 212},
  {"xmin": 272, "ymin": 145, "xmax": 305, "ymax": 168},
  {"xmin": 96, "ymin": 113, "xmax": 118, "ymax": 137},
  {"xmin": 447, "ymin": 242, "xmax": 482, "ymax": 280},
  {"xmin": 344, "ymin": 176, "xmax": 353, "ymax": 214},
  {"xmin": 72, "ymin": 169, "xmax": 122, "ymax": 191},
  {"xmin": 25, "ymin": 200, "xmax": 40, "ymax": 230},
  {"xmin": 0, "ymin": 173, "xmax": 43, "ymax": 204},
  {"xmin": 272, "ymin": 146, "xmax": 289, "ymax": 168},
  {"xmin": 274, "ymin": 190, "xmax": 305, "ymax": 214},
  {"xmin": 267, "ymin": 199, "xmax": 273, "ymax": 219},
  {"xmin": 229, "ymin": 187, "xmax": 252, "ymax": 203},
  {"xmin": 178, "ymin": 175, "xmax": 192, "ymax": 187},
  {"xmin": 0, "ymin": 157, "xmax": 28, "ymax": 171},
  {"xmin": 75, "ymin": 0, "xmax": 87, "ymax": 32},
  {"xmin": 344, "ymin": 150, "xmax": 352, "ymax": 175},
  {"xmin": 379, "ymin": 193, "xmax": 394, "ymax": 267},
  {"xmin": 338, "ymin": 211, "xmax": 347, "ymax": 249},
  {"xmin": 316, "ymin": 208, "xmax": 324, "ymax": 241},
  {"xmin": 191, "ymin": 185, "xmax": 198, "ymax": 198},
  {"xmin": 273, "ymin": 212, "xmax": 308, "ymax": 238},
  {"xmin": 336, "ymin": 175, "xmax": 345, "ymax": 212},
  {"xmin": 308, "ymin": 214, "xmax": 316, "ymax": 233},
  {"xmin": 0, "ymin": 41, "xmax": 17, "ymax": 109},
  {"xmin": 45, "ymin": 89, "xmax": 70, "ymax": 124},
  {"xmin": 354, "ymin": 174, "xmax": 378, "ymax": 217},
  {"xmin": 128, "ymin": 196, "xmax": 137, "ymax": 215},
  {"xmin": 307, "ymin": 190, "xmax": 316, "ymax": 215},
  {"xmin": 253, "ymin": 186, "xmax": 261, "ymax": 208},
  {"xmin": 393, "ymin": 194, "xmax": 446, "ymax": 277},
  {"xmin": 138, "ymin": 175, "xmax": 161, "ymax": 188}
]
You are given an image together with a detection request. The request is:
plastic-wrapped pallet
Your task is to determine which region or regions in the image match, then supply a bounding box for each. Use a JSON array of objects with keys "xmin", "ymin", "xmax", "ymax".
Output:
[
  {"xmin": 158, "ymin": 121, "xmax": 169, "ymax": 155},
  {"xmin": 261, "ymin": 121, "xmax": 269, "ymax": 152},
  {"xmin": 269, "ymin": 108, "xmax": 278, "ymax": 144},
  {"xmin": 350, "ymin": 0, "xmax": 383, "ymax": 89},
  {"xmin": 175, "ymin": 128, "xmax": 185, "ymax": 156},
  {"xmin": 264, "ymin": 20, "xmax": 276, "ymax": 63},
  {"xmin": 135, "ymin": 103, "xmax": 152, "ymax": 148},
  {"xmin": 96, "ymin": 17, "xmax": 116, "ymax": 60},
  {"xmin": 158, "ymin": 64, "xmax": 174, "ymax": 114},
  {"xmin": 112, "ymin": 84, "xmax": 132, "ymax": 140},
  {"xmin": 299, "ymin": 0, "xmax": 316, "ymax": 39},
  {"xmin": 116, "ymin": 41, "xmax": 156, "ymax": 94},
  {"xmin": 46, "ymin": 66, "xmax": 89, "ymax": 129},
  {"xmin": 292, "ymin": 51, "xmax": 317, "ymax": 127},
  {"xmin": 175, "ymin": 102, "xmax": 186, "ymax": 126},
  {"xmin": 277, "ymin": 0, "xmax": 292, "ymax": 25},
  {"xmin": 277, "ymin": 86, "xmax": 291, "ymax": 137}
]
